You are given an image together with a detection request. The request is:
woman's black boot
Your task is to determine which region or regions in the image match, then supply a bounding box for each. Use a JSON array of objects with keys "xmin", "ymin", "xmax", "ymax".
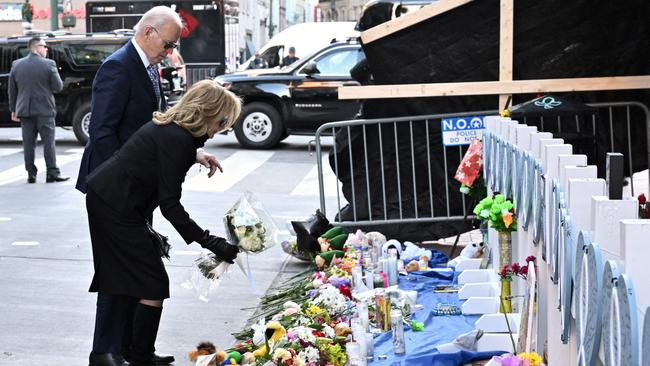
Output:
[{"xmin": 128, "ymin": 303, "xmax": 164, "ymax": 366}]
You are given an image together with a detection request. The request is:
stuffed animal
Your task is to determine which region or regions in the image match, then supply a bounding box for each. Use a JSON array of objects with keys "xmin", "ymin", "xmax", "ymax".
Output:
[
  {"xmin": 252, "ymin": 321, "xmax": 287, "ymax": 358},
  {"xmin": 447, "ymin": 242, "xmax": 485, "ymax": 267},
  {"xmin": 405, "ymin": 260, "xmax": 420, "ymax": 272},
  {"xmin": 187, "ymin": 341, "xmax": 217, "ymax": 362}
]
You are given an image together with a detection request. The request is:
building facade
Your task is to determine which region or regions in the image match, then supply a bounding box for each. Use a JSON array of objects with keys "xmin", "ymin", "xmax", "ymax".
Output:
[{"xmin": 317, "ymin": 0, "xmax": 364, "ymax": 22}]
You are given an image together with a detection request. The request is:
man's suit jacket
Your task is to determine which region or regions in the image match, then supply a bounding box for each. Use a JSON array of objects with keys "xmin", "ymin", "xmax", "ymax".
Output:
[
  {"xmin": 76, "ymin": 40, "xmax": 167, "ymax": 193},
  {"xmin": 8, "ymin": 53, "xmax": 63, "ymax": 117}
]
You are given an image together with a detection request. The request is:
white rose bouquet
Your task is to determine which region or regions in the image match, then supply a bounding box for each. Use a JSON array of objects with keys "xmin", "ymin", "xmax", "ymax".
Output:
[{"xmin": 183, "ymin": 192, "xmax": 279, "ymax": 301}]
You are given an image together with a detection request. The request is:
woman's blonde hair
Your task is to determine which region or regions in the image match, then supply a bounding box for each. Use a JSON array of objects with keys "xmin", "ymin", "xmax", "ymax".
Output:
[{"xmin": 153, "ymin": 80, "xmax": 241, "ymax": 137}]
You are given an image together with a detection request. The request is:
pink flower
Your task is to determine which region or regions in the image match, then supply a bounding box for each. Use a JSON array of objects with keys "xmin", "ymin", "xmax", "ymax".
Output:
[
  {"xmin": 639, "ymin": 193, "xmax": 647, "ymax": 205},
  {"xmin": 495, "ymin": 355, "xmax": 522, "ymax": 366},
  {"xmin": 511, "ymin": 262, "xmax": 521, "ymax": 274},
  {"xmin": 525, "ymin": 255, "xmax": 536, "ymax": 264}
]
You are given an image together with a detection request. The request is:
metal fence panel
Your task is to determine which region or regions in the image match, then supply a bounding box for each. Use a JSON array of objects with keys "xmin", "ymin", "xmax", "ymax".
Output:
[{"xmin": 315, "ymin": 102, "xmax": 649, "ymax": 230}]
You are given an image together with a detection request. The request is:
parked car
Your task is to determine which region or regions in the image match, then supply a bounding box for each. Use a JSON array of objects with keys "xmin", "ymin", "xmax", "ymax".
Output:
[
  {"xmin": 0, "ymin": 30, "xmax": 185, "ymax": 145},
  {"xmin": 215, "ymin": 39, "xmax": 364, "ymax": 149}
]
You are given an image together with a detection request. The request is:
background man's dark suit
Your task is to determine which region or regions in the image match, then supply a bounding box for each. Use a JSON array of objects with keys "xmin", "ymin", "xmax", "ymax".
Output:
[
  {"xmin": 9, "ymin": 51, "xmax": 64, "ymax": 180},
  {"xmin": 76, "ymin": 40, "xmax": 166, "ymax": 193}
]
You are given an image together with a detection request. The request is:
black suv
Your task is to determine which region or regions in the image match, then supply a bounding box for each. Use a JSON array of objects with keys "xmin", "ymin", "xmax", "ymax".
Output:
[
  {"xmin": 215, "ymin": 39, "xmax": 364, "ymax": 149},
  {"xmin": 0, "ymin": 30, "xmax": 185, "ymax": 145}
]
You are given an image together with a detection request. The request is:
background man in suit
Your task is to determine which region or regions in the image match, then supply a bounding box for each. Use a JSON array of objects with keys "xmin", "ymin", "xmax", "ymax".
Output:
[
  {"xmin": 9, "ymin": 36, "xmax": 67, "ymax": 184},
  {"xmin": 77, "ymin": 6, "xmax": 222, "ymax": 366}
]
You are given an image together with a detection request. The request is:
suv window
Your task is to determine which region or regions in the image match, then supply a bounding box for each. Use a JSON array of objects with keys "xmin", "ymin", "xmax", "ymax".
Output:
[
  {"xmin": 67, "ymin": 43, "xmax": 123, "ymax": 65},
  {"xmin": 304, "ymin": 47, "xmax": 363, "ymax": 76}
]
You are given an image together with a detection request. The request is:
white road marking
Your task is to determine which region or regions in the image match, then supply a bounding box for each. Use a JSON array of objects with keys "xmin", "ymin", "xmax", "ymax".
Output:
[
  {"xmin": 0, "ymin": 154, "xmax": 81, "ymax": 186},
  {"xmin": 11, "ymin": 241, "xmax": 39, "ymax": 246},
  {"xmin": 183, "ymin": 151, "xmax": 274, "ymax": 192},
  {"xmin": 290, "ymin": 154, "xmax": 345, "ymax": 198},
  {"xmin": 0, "ymin": 148, "xmax": 22, "ymax": 157},
  {"xmin": 65, "ymin": 148, "xmax": 86, "ymax": 154},
  {"xmin": 173, "ymin": 250, "xmax": 202, "ymax": 256}
]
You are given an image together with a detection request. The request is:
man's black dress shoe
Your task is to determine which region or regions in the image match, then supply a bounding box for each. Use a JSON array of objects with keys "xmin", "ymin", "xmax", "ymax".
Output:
[
  {"xmin": 46, "ymin": 174, "xmax": 70, "ymax": 183},
  {"xmin": 151, "ymin": 352, "xmax": 175, "ymax": 365},
  {"xmin": 89, "ymin": 352, "xmax": 128, "ymax": 366},
  {"xmin": 27, "ymin": 176, "xmax": 36, "ymax": 184},
  {"xmin": 124, "ymin": 352, "xmax": 174, "ymax": 365}
]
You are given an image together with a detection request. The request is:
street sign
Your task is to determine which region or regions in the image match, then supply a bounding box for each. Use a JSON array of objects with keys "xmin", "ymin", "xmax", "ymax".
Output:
[{"xmin": 441, "ymin": 116, "xmax": 485, "ymax": 146}]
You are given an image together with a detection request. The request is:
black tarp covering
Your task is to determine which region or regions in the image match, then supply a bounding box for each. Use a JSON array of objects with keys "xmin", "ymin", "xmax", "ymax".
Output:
[
  {"xmin": 361, "ymin": 0, "xmax": 650, "ymax": 172},
  {"xmin": 509, "ymin": 95, "xmax": 596, "ymax": 118},
  {"xmin": 331, "ymin": 0, "xmax": 649, "ymax": 241}
]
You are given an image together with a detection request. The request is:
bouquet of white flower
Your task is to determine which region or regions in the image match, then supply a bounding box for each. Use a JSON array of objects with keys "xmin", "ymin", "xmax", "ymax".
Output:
[
  {"xmin": 183, "ymin": 192, "xmax": 279, "ymax": 301},
  {"xmin": 223, "ymin": 192, "xmax": 274, "ymax": 253}
]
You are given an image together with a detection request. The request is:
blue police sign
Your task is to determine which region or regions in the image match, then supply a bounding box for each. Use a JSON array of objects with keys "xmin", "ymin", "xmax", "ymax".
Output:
[{"xmin": 441, "ymin": 116, "xmax": 485, "ymax": 146}]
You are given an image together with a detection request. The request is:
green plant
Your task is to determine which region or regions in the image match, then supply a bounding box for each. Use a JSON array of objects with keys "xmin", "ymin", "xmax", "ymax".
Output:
[{"xmin": 473, "ymin": 194, "xmax": 517, "ymax": 233}]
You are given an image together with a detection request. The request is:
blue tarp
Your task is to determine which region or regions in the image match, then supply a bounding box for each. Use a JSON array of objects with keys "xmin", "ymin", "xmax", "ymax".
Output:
[{"xmin": 369, "ymin": 271, "xmax": 504, "ymax": 366}]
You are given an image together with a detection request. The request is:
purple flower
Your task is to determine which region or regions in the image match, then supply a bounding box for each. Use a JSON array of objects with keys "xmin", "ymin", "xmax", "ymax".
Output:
[
  {"xmin": 286, "ymin": 331, "xmax": 296, "ymax": 340},
  {"xmin": 495, "ymin": 355, "xmax": 522, "ymax": 366},
  {"xmin": 328, "ymin": 276, "xmax": 342, "ymax": 287},
  {"xmin": 308, "ymin": 289, "xmax": 318, "ymax": 298}
]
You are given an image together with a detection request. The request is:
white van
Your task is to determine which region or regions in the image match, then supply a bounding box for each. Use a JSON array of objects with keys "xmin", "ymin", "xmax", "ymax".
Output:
[{"xmin": 237, "ymin": 22, "xmax": 359, "ymax": 71}]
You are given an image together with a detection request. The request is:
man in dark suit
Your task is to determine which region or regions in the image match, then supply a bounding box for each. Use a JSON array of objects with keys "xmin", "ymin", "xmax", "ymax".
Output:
[
  {"xmin": 9, "ymin": 36, "xmax": 67, "ymax": 183},
  {"xmin": 77, "ymin": 6, "xmax": 222, "ymax": 366}
]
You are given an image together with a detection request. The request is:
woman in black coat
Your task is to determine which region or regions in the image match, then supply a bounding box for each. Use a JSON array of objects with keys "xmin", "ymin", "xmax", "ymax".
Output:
[{"xmin": 85, "ymin": 80, "xmax": 241, "ymax": 366}]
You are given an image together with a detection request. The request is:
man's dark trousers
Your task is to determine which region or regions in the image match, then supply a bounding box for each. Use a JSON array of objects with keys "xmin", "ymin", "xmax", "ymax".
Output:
[{"xmin": 20, "ymin": 116, "xmax": 60, "ymax": 177}]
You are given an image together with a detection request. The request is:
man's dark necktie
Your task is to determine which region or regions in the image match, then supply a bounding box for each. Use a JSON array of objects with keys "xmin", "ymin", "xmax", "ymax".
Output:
[{"xmin": 147, "ymin": 64, "xmax": 161, "ymax": 109}]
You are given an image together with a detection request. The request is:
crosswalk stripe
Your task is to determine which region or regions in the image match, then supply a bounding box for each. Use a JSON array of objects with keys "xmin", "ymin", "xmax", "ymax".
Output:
[
  {"xmin": 0, "ymin": 148, "xmax": 22, "ymax": 157},
  {"xmin": 0, "ymin": 153, "xmax": 81, "ymax": 185},
  {"xmin": 183, "ymin": 150, "xmax": 275, "ymax": 192},
  {"xmin": 290, "ymin": 154, "xmax": 344, "ymax": 198}
]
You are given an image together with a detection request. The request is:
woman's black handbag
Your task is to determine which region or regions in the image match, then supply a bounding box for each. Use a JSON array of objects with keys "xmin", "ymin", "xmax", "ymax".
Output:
[{"xmin": 146, "ymin": 221, "xmax": 171, "ymax": 259}]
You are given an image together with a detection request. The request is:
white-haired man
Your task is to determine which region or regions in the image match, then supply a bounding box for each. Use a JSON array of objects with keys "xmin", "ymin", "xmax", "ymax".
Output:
[{"xmin": 79, "ymin": 6, "xmax": 222, "ymax": 366}]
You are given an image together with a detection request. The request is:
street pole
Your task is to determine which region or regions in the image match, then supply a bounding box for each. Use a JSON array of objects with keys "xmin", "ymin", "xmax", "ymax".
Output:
[
  {"xmin": 50, "ymin": 0, "xmax": 58, "ymax": 30},
  {"xmin": 268, "ymin": 0, "xmax": 273, "ymax": 38}
]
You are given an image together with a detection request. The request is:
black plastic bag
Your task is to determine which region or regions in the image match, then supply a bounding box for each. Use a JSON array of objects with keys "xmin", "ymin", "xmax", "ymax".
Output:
[{"xmin": 290, "ymin": 209, "xmax": 332, "ymax": 254}]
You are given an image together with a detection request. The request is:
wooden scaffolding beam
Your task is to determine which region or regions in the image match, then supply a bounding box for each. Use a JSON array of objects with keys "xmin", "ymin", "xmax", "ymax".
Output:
[{"xmin": 338, "ymin": 75, "xmax": 650, "ymax": 100}]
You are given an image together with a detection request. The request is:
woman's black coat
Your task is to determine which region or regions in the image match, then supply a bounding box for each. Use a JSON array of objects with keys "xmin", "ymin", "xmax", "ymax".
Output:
[{"xmin": 85, "ymin": 121, "xmax": 208, "ymax": 299}]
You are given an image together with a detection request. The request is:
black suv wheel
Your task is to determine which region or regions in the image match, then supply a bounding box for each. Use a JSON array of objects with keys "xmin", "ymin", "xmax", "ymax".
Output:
[
  {"xmin": 72, "ymin": 101, "xmax": 91, "ymax": 145},
  {"xmin": 234, "ymin": 102, "xmax": 284, "ymax": 149}
]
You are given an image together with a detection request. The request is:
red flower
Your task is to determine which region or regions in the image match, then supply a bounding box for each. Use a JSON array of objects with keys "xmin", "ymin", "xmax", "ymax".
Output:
[
  {"xmin": 525, "ymin": 255, "xmax": 536, "ymax": 264},
  {"xmin": 519, "ymin": 265, "xmax": 528, "ymax": 277},
  {"xmin": 511, "ymin": 262, "xmax": 521, "ymax": 274},
  {"xmin": 500, "ymin": 265, "xmax": 510, "ymax": 279},
  {"xmin": 338, "ymin": 284, "xmax": 352, "ymax": 299},
  {"xmin": 312, "ymin": 330, "xmax": 325, "ymax": 337},
  {"xmin": 639, "ymin": 193, "xmax": 647, "ymax": 205}
]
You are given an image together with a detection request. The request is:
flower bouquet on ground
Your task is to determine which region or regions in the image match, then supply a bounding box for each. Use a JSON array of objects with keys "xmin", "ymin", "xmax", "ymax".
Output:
[{"xmin": 183, "ymin": 192, "xmax": 279, "ymax": 301}]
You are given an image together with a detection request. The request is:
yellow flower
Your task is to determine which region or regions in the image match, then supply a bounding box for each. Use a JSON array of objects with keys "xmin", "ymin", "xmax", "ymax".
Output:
[
  {"xmin": 305, "ymin": 304, "xmax": 323, "ymax": 317},
  {"xmin": 519, "ymin": 352, "xmax": 543, "ymax": 366}
]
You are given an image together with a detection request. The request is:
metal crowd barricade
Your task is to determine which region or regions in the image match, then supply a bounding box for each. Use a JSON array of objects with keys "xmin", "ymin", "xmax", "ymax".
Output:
[
  {"xmin": 314, "ymin": 110, "xmax": 498, "ymax": 227},
  {"xmin": 315, "ymin": 101, "xmax": 649, "ymax": 229}
]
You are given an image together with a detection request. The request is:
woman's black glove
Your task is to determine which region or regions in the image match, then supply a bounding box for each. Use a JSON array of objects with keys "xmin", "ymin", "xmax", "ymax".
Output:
[{"xmin": 197, "ymin": 231, "xmax": 239, "ymax": 264}]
